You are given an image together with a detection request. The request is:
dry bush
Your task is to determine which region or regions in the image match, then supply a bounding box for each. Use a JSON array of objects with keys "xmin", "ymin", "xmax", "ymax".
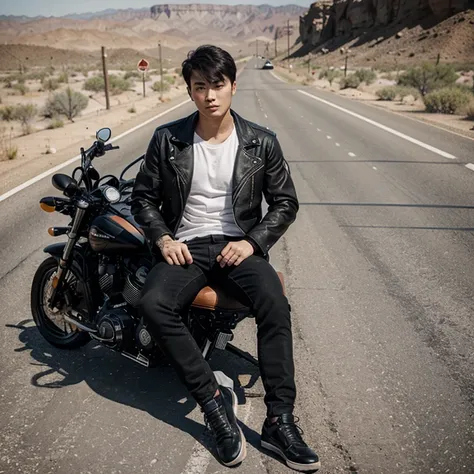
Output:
[
  {"xmin": 339, "ymin": 74, "xmax": 361, "ymax": 89},
  {"xmin": 44, "ymin": 88, "xmax": 88, "ymax": 121},
  {"xmin": 423, "ymin": 87, "xmax": 471, "ymax": 114},
  {"xmin": 465, "ymin": 99, "xmax": 474, "ymax": 121},
  {"xmin": 0, "ymin": 126, "xmax": 18, "ymax": 161},
  {"xmin": 13, "ymin": 103, "xmax": 37, "ymax": 134},
  {"xmin": 398, "ymin": 63, "xmax": 458, "ymax": 96}
]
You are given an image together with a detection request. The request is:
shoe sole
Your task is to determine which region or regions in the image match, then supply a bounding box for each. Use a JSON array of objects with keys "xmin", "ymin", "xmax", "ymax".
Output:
[
  {"xmin": 261, "ymin": 440, "xmax": 321, "ymax": 472},
  {"xmin": 221, "ymin": 388, "xmax": 247, "ymax": 467}
]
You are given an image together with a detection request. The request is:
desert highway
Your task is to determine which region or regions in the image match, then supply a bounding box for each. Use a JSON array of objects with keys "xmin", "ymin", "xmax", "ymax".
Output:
[{"xmin": 0, "ymin": 59, "xmax": 473, "ymax": 473}]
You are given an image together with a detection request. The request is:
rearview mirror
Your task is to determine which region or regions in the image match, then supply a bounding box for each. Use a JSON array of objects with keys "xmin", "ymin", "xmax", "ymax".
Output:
[{"xmin": 96, "ymin": 128, "xmax": 111, "ymax": 143}]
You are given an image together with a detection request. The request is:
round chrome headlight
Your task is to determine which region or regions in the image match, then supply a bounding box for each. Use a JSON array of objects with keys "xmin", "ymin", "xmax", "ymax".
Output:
[{"xmin": 103, "ymin": 186, "xmax": 121, "ymax": 203}]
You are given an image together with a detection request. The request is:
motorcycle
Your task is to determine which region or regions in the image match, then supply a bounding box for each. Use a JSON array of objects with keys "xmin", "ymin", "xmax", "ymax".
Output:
[{"xmin": 31, "ymin": 128, "xmax": 271, "ymax": 368}]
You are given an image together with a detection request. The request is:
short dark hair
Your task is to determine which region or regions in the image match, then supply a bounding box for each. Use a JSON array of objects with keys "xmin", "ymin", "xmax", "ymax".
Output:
[{"xmin": 182, "ymin": 45, "xmax": 236, "ymax": 89}]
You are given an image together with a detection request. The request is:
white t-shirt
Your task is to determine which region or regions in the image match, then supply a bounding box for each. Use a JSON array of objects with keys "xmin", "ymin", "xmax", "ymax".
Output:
[{"xmin": 175, "ymin": 127, "xmax": 245, "ymax": 242}]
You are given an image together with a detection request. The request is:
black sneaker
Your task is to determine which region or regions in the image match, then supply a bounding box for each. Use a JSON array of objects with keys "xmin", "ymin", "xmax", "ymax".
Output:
[
  {"xmin": 261, "ymin": 414, "xmax": 320, "ymax": 472},
  {"xmin": 202, "ymin": 385, "xmax": 247, "ymax": 467}
]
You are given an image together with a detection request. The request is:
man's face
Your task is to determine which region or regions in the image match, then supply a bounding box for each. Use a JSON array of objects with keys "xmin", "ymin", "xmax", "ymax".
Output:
[{"xmin": 188, "ymin": 71, "xmax": 236, "ymax": 119}]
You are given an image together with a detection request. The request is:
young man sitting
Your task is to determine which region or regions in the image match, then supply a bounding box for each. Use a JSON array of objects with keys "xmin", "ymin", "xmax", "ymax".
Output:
[{"xmin": 131, "ymin": 45, "xmax": 320, "ymax": 472}]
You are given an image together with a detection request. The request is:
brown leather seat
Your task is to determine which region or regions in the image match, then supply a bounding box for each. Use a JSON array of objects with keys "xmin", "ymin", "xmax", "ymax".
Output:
[{"xmin": 191, "ymin": 271, "xmax": 285, "ymax": 311}]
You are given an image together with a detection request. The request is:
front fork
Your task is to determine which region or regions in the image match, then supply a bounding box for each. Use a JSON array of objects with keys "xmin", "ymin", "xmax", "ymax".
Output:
[{"xmin": 49, "ymin": 199, "xmax": 89, "ymax": 308}]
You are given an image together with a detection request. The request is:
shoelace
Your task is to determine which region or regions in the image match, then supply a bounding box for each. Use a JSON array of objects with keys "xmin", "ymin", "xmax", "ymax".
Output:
[{"xmin": 278, "ymin": 416, "xmax": 307, "ymax": 447}]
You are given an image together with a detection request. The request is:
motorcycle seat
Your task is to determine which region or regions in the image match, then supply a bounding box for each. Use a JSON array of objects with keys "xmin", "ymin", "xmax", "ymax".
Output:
[{"xmin": 191, "ymin": 271, "xmax": 285, "ymax": 311}]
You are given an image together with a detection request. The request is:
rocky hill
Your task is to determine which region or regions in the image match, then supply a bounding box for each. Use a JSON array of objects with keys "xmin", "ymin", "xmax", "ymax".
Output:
[
  {"xmin": 297, "ymin": 0, "xmax": 474, "ymax": 66},
  {"xmin": 0, "ymin": 4, "xmax": 305, "ymax": 52}
]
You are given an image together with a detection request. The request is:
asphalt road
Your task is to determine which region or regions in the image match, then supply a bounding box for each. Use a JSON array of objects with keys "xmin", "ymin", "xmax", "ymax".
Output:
[{"xmin": 0, "ymin": 59, "xmax": 473, "ymax": 474}]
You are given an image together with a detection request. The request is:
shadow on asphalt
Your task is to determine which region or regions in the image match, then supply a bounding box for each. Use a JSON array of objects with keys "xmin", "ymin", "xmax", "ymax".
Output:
[{"xmin": 8, "ymin": 319, "xmax": 267, "ymax": 464}]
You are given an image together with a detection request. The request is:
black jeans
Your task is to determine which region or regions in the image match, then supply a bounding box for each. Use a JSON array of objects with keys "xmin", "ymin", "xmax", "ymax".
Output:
[{"xmin": 139, "ymin": 235, "xmax": 296, "ymax": 416}]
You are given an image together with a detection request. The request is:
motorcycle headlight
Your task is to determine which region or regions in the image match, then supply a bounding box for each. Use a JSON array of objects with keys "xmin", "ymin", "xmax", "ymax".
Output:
[{"xmin": 103, "ymin": 186, "xmax": 121, "ymax": 203}]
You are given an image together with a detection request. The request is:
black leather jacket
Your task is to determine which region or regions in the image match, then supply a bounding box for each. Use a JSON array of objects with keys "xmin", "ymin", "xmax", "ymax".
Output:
[{"xmin": 130, "ymin": 109, "xmax": 299, "ymax": 257}]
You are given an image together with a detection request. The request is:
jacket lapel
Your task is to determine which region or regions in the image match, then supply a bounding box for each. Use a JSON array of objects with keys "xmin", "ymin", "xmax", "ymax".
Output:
[
  {"xmin": 231, "ymin": 110, "xmax": 263, "ymax": 200},
  {"xmin": 167, "ymin": 109, "xmax": 263, "ymax": 201}
]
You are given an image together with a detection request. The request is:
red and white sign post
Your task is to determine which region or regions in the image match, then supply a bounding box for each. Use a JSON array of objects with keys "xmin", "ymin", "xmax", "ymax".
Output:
[{"xmin": 137, "ymin": 58, "xmax": 149, "ymax": 97}]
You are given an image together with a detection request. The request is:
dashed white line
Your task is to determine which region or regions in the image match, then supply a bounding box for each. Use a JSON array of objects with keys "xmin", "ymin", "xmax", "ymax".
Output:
[
  {"xmin": 327, "ymin": 136, "xmax": 332, "ymax": 140},
  {"xmin": 264, "ymin": 114, "xmax": 268, "ymax": 118},
  {"xmin": 348, "ymin": 152, "xmax": 356, "ymax": 157},
  {"xmin": 335, "ymin": 143, "xmax": 340, "ymax": 147},
  {"xmin": 465, "ymin": 163, "xmax": 474, "ymax": 172},
  {"xmin": 297, "ymin": 89, "xmax": 457, "ymax": 160},
  {"xmin": 317, "ymin": 128, "xmax": 321, "ymax": 132},
  {"xmin": 373, "ymin": 166, "xmax": 377, "ymax": 170},
  {"xmin": 309, "ymin": 122, "xmax": 313, "ymax": 125}
]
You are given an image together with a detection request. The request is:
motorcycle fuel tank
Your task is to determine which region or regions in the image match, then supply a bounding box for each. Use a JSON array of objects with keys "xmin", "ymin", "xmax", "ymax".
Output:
[{"xmin": 89, "ymin": 214, "xmax": 146, "ymax": 253}]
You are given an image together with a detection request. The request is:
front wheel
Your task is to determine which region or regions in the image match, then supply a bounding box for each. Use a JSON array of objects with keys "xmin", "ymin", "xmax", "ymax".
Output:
[{"xmin": 31, "ymin": 257, "xmax": 91, "ymax": 349}]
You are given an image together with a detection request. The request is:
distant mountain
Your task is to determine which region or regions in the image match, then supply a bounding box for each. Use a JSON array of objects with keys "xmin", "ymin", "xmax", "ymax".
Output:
[{"xmin": 0, "ymin": 3, "xmax": 305, "ymax": 52}]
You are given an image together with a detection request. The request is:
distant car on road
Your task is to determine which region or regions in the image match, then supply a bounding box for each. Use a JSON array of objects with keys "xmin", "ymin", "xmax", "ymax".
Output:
[{"xmin": 262, "ymin": 60, "xmax": 274, "ymax": 70}]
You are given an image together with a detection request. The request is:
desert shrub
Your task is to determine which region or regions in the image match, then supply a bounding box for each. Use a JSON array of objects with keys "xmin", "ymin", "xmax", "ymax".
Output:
[
  {"xmin": 25, "ymin": 70, "xmax": 48, "ymax": 81},
  {"xmin": 0, "ymin": 126, "xmax": 18, "ymax": 161},
  {"xmin": 57, "ymin": 71, "xmax": 69, "ymax": 83},
  {"xmin": 174, "ymin": 67, "xmax": 183, "ymax": 76},
  {"xmin": 319, "ymin": 69, "xmax": 342, "ymax": 85},
  {"xmin": 42, "ymin": 77, "xmax": 59, "ymax": 91},
  {"xmin": 0, "ymin": 105, "xmax": 16, "ymax": 121},
  {"xmin": 124, "ymin": 71, "xmax": 140, "ymax": 80},
  {"xmin": 423, "ymin": 87, "xmax": 471, "ymax": 114},
  {"xmin": 398, "ymin": 63, "xmax": 458, "ymax": 96},
  {"xmin": 13, "ymin": 103, "xmax": 37, "ymax": 134},
  {"xmin": 13, "ymin": 83, "xmax": 28, "ymax": 95},
  {"xmin": 452, "ymin": 83, "xmax": 474, "ymax": 95},
  {"xmin": 396, "ymin": 86, "xmax": 420, "ymax": 101},
  {"xmin": 376, "ymin": 86, "xmax": 398, "ymax": 101},
  {"xmin": 47, "ymin": 117, "xmax": 64, "ymax": 129},
  {"xmin": 44, "ymin": 87, "xmax": 88, "ymax": 121},
  {"xmin": 151, "ymin": 81, "xmax": 170, "ymax": 93},
  {"xmin": 339, "ymin": 74, "xmax": 361, "ymax": 89},
  {"xmin": 465, "ymin": 100, "xmax": 474, "ymax": 120},
  {"xmin": 109, "ymin": 75, "xmax": 132, "ymax": 95},
  {"xmin": 6, "ymin": 144, "xmax": 18, "ymax": 160},
  {"xmin": 354, "ymin": 68, "xmax": 377, "ymax": 85},
  {"xmin": 163, "ymin": 75, "xmax": 175, "ymax": 85},
  {"xmin": 84, "ymin": 75, "xmax": 104, "ymax": 92}
]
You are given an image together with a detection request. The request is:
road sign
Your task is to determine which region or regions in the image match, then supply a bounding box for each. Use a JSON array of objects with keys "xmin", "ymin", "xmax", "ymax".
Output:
[{"xmin": 137, "ymin": 59, "xmax": 149, "ymax": 72}]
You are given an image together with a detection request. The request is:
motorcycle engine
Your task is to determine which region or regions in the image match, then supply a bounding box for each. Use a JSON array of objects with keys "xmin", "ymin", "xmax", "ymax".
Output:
[
  {"xmin": 122, "ymin": 266, "xmax": 148, "ymax": 307},
  {"xmin": 96, "ymin": 305, "xmax": 135, "ymax": 351}
]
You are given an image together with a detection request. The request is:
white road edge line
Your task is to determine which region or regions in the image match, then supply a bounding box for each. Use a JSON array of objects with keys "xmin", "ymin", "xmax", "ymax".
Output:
[
  {"xmin": 270, "ymin": 70, "xmax": 286, "ymax": 83},
  {"xmin": 349, "ymin": 152, "xmax": 356, "ymax": 157},
  {"xmin": 297, "ymin": 90, "xmax": 456, "ymax": 160},
  {"xmin": 0, "ymin": 98, "xmax": 192, "ymax": 203},
  {"xmin": 465, "ymin": 163, "xmax": 474, "ymax": 172}
]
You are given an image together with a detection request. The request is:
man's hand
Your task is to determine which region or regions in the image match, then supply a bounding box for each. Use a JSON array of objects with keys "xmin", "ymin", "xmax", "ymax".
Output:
[
  {"xmin": 157, "ymin": 235, "xmax": 193, "ymax": 266},
  {"xmin": 217, "ymin": 240, "xmax": 254, "ymax": 268}
]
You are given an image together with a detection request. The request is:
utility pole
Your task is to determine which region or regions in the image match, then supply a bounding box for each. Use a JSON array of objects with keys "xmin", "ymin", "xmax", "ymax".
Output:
[
  {"xmin": 275, "ymin": 26, "xmax": 278, "ymax": 58},
  {"xmin": 159, "ymin": 41, "xmax": 164, "ymax": 101},
  {"xmin": 287, "ymin": 19, "xmax": 290, "ymax": 70},
  {"xmin": 101, "ymin": 46, "xmax": 110, "ymax": 110}
]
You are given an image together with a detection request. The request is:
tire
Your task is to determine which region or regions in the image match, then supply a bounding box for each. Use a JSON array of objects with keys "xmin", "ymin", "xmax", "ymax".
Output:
[{"xmin": 31, "ymin": 256, "xmax": 91, "ymax": 349}]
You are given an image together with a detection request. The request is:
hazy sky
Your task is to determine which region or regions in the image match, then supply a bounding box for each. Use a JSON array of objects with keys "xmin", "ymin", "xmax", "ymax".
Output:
[{"xmin": 1, "ymin": 0, "xmax": 312, "ymax": 17}]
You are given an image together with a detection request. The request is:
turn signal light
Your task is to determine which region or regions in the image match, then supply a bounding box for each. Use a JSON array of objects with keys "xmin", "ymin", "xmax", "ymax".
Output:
[
  {"xmin": 52, "ymin": 276, "xmax": 59, "ymax": 289},
  {"xmin": 48, "ymin": 227, "xmax": 55, "ymax": 236},
  {"xmin": 40, "ymin": 202, "xmax": 55, "ymax": 213}
]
